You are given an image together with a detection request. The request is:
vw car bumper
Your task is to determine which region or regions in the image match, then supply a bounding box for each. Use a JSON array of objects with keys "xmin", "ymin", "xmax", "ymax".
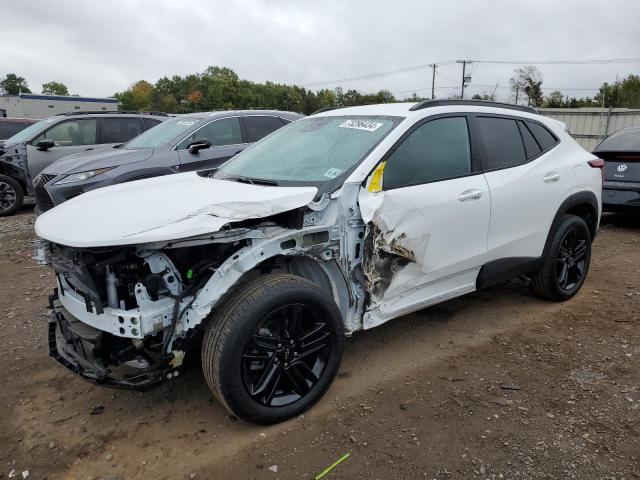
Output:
[{"xmin": 602, "ymin": 181, "xmax": 640, "ymax": 210}]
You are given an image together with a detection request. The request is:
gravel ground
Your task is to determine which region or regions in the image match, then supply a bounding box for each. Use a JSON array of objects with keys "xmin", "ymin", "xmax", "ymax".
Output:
[{"xmin": 0, "ymin": 207, "xmax": 638, "ymax": 480}]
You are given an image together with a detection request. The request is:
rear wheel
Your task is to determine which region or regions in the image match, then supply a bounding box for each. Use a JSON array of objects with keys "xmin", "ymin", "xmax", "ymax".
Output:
[
  {"xmin": 0, "ymin": 175, "xmax": 23, "ymax": 217},
  {"xmin": 202, "ymin": 274, "xmax": 344, "ymax": 424},
  {"xmin": 532, "ymin": 215, "xmax": 592, "ymax": 301}
]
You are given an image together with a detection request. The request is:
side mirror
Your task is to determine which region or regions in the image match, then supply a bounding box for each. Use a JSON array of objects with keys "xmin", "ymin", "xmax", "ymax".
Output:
[
  {"xmin": 37, "ymin": 139, "xmax": 55, "ymax": 151},
  {"xmin": 187, "ymin": 139, "xmax": 212, "ymax": 154}
]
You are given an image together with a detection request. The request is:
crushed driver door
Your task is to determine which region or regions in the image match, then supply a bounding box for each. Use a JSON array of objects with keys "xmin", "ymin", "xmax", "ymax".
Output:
[{"xmin": 357, "ymin": 115, "xmax": 490, "ymax": 329}]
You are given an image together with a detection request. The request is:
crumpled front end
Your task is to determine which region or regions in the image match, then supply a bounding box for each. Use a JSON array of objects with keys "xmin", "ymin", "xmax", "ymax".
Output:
[
  {"xmin": 39, "ymin": 240, "xmax": 204, "ymax": 389},
  {"xmin": 48, "ymin": 292, "xmax": 179, "ymax": 389}
]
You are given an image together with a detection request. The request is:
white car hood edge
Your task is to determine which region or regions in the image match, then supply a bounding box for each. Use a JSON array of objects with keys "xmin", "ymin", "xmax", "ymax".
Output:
[{"xmin": 35, "ymin": 172, "xmax": 318, "ymax": 248}]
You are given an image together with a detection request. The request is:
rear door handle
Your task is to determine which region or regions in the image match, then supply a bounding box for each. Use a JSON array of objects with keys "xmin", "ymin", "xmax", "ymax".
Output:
[
  {"xmin": 543, "ymin": 172, "xmax": 560, "ymax": 183},
  {"xmin": 458, "ymin": 189, "xmax": 483, "ymax": 201}
]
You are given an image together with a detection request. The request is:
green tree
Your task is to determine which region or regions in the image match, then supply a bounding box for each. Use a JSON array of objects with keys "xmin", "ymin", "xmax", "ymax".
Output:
[
  {"xmin": 594, "ymin": 75, "xmax": 640, "ymax": 108},
  {"xmin": 112, "ymin": 65, "xmax": 401, "ymax": 115},
  {"xmin": 0, "ymin": 73, "xmax": 31, "ymax": 94},
  {"xmin": 510, "ymin": 65, "xmax": 544, "ymax": 107},
  {"xmin": 42, "ymin": 81, "xmax": 69, "ymax": 96},
  {"xmin": 543, "ymin": 90, "xmax": 564, "ymax": 108}
]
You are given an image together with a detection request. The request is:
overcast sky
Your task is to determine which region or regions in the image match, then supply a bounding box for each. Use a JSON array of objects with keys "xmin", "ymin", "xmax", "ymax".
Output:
[{"xmin": 1, "ymin": 0, "xmax": 639, "ymax": 101}]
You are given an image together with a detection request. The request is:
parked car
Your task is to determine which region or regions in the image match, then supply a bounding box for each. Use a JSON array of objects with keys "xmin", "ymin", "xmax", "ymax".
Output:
[
  {"xmin": 0, "ymin": 117, "xmax": 39, "ymax": 140},
  {"xmin": 0, "ymin": 111, "xmax": 168, "ymax": 216},
  {"xmin": 33, "ymin": 110, "xmax": 303, "ymax": 214},
  {"xmin": 35, "ymin": 100, "xmax": 602, "ymax": 424},
  {"xmin": 593, "ymin": 125, "xmax": 640, "ymax": 211}
]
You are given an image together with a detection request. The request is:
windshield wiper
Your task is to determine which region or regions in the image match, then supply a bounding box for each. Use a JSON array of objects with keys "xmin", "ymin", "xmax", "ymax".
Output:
[{"xmin": 225, "ymin": 176, "xmax": 279, "ymax": 186}]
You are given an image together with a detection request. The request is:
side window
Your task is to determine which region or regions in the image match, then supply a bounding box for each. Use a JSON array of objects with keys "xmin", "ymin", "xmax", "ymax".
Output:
[
  {"xmin": 518, "ymin": 121, "xmax": 542, "ymax": 158},
  {"xmin": 144, "ymin": 118, "xmax": 162, "ymax": 130},
  {"xmin": 33, "ymin": 119, "xmax": 97, "ymax": 147},
  {"xmin": 383, "ymin": 117, "xmax": 471, "ymax": 189},
  {"xmin": 177, "ymin": 117, "xmax": 242, "ymax": 149},
  {"xmin": 243, "ymin": 116, "xmax": 285, "ymax": 143},
  {"xmin": 526, "ymin": 121, "xmax": 558, "ymax": 150},
  {"xmin": 476, "ymin": 117, "xmax": 526, "ymax": 170},
  {"xmin": 0, "ymin": 122, "xmax": 25, "ymax": 139},
  {"xmin": 101, "ymin": 118, "xmax": 144, "ymax": 143}
]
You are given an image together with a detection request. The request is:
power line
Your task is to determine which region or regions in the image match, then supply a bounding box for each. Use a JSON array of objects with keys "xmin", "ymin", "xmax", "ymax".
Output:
[
  {"xmin": 300, "ymin": 58, "xmax": 640, "ymax": 88},
  {"xmin": 300, "ymin": 60, "xmax": 457, "ymax": 87},
  {"xmin": 471, "ymin": 58, "xmax": 640, "ymax": 65}
]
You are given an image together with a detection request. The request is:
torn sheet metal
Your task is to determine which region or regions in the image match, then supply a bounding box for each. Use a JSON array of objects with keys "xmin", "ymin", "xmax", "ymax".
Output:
[
  {"xmin": 35, "ymin": 172, "xmax": 317, "ymax": 247},
  {"xmin": 359, "ymin": 187, "xmax": 431, "ymax": 305}
]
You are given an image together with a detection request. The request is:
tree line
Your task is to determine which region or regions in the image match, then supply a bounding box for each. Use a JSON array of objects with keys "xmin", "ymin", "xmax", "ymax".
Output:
[
  {"xmin": 507, "ymin": 65, "xmax": 640, "ymax": 109},
  {"xmin": 2, "ymin": 66, "xmax": 640, "ymax": 114}
]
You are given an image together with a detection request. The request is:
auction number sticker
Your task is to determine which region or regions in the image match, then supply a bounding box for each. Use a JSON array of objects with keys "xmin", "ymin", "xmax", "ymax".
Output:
[{"xmin": 339, "ymin": 119, "xmax": 383, "ymax": 132}]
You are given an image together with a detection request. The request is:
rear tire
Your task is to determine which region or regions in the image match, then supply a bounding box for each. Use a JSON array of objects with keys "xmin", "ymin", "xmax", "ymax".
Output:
[
  {"xmin": 531, "ymin": 215, "xmax": 592, "ymax": 301},
  {"xmin": 201, "ymin": 274, "xmax": 344, "ymax": 424},
  {"xmin": 0, "ymin": 175, "xmax": 23, "ymax": 217}
]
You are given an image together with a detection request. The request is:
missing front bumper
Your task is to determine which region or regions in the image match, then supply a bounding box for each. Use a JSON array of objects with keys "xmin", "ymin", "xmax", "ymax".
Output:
[{"xmin": 48, "ymin": 295, "xmax": 179, "ymax": 390}]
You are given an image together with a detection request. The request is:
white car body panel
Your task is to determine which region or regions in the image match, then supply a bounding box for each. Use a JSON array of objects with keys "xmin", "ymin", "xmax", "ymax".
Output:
[
  {"xmin": 34, "ymin": 172, "xmax": 318, "ymax": 247},
  {"xmin": 358, "ymin": 172, "xmax": 491, "ymax": 327},
  {"xmin": 483, "ymin": 127, "xmax": 601, "ymax": 261}
]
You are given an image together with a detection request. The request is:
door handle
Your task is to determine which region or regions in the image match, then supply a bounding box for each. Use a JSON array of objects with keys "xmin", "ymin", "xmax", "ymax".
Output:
[
  {"xmin": 458, "ymin": 189, "xmax": 483, "ymax": 201},
  {"xmin": 543, "ymin": 172, "xmax": 560, "ymax": 183}
]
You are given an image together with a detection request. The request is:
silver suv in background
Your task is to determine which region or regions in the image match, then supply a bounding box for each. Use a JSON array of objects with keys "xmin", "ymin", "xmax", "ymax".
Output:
[
  {"xmin": 0, "ymin": 111, "xmax": 168, "ymax": 215},
  {"xmin": 34, "ymin": 110, "xmax": 303, "ymax": 213}
]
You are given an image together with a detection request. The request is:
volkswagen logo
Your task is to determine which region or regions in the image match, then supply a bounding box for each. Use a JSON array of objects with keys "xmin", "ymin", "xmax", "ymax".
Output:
[{"xmin": 617, "ymin": 164, "xmax": 628, "ymax": 172}]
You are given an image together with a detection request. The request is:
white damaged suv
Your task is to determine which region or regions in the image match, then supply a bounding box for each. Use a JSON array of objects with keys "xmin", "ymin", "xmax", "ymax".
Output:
[{"xmin": 35, "ymin": 100, "xmax": 603, "ymax": 424}]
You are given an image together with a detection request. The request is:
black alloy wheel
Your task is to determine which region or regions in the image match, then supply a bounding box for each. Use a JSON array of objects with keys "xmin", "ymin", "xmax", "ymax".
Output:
[
  {"xmin": 531, "ymin": 214, "xmax": 592, "ymax": 301},
  {"xmin": 242, "ymin": 303, "xmax": 332, "ymax": 407},
  {"xmin": 556, "ymin": 228, "xmax": 588, "ymax": 291},
  {"xmin": 202, "ymin": 274, "xmax": 344, "ymax": 424},
  {"xmin": 0, "ymin": 175, "xmax": 23, "ymax": 216}
]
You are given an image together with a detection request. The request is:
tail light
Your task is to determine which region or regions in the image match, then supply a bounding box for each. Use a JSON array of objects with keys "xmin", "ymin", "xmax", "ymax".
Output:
[{"xmin": 588, "ymin": 158, "xmax": 605, "ymax": 186}]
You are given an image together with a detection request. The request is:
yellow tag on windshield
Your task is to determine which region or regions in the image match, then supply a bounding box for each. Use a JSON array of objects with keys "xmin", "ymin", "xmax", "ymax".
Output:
[{"xmin": 368, "ymin": 161, "xmax": 386, "ymax": 193}]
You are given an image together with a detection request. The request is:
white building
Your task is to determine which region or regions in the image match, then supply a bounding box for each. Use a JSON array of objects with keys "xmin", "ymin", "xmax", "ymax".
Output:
[{"xmin": 0, "ymin": 93, "xmax": 118, "ymax": 119}]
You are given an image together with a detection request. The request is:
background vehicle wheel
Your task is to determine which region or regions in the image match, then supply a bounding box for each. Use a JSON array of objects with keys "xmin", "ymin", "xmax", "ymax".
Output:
[
  {"xmin": 202, "ymin": 274, "xmax": 344, "ymax": 424},
  {"xmin": 0, "ymin": 175, "xmax": 23, "ymax": 217},
  {"xmin": 531, "ymin": 214, "xmax": 592, "ymax": 301}
]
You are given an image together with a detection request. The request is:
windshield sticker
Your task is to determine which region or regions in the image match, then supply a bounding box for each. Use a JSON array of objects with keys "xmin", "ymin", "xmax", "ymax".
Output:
[
  {"xmin": 324, "ymin": 168, "xmax": 342, "ymax": 179},
  {"xmin": 339, "ymin": 119, "xmax": 383, "ymax": 132},
  {"xmin": 176, "ymin": 120, "xmax": 197, "ymax": 126}
]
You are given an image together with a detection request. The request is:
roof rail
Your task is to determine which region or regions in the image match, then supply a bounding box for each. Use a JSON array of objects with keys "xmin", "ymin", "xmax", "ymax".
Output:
[
  {"xmin": 409, "ymin": 99, "xmax": 537, "ymax": 114},
  {"xmin": 55, "ymin": 110, "xmax": 169, "ymax": 117},
  {"xmin": 310, "ymin": 105, "xmax": 347, "ymax": 115}
]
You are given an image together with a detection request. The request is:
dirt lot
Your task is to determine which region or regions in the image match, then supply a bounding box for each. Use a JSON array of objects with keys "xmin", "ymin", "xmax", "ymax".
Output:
[{"xmin": 0, "ymin": 208, "xmax": 638, "ymax": 480}]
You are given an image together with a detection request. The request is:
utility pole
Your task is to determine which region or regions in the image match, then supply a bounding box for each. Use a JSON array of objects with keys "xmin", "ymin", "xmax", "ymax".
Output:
[
  {"xmin": 491, "ymin": 83, "xmax": 499, "ymax": 101},
  {"xmin": 514, "ymin": 85, "xmax": 520, "ymax": 104},
  {"xmin": 429, "ymin": 64, "xmax": 437, "ymax": 99},
  {"xmin": 456, "ymin": 60, "xmax": 472, "ymax": 99}
]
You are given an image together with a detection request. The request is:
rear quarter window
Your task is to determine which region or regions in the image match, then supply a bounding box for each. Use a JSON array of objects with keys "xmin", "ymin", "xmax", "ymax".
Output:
[{"xmin": 526, "ymin": 121, "xmax": 558, "ymax": 151}]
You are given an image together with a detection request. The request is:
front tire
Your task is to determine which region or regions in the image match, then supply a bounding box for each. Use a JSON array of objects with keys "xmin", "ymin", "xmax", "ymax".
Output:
[
  {"xmin": 532, "ymin": 215, "xmax": 592, "ymax": 301},
  {"xmin": 202, "ymin": 274, "xmax": 344, "ymax": 424},
  {"xmin": 0, "ymin": 175, "xmax": 23, "ymax": 217}
]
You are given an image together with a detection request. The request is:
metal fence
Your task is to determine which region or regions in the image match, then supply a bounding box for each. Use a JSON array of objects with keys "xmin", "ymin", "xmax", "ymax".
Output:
[{"xmin": 538, "ymin": 107, "xmax": 640, "ymax": 152}]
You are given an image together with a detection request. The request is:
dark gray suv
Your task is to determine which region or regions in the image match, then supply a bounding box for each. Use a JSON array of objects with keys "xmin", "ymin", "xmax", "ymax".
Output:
[
  {"xmin": 594, "ymin": 126, "xmax": 640, "ymax": 211},
  {"xmin": 0, "ymin": 111, "xmax": 167, "ymax": 215},
  {"xmin": 34, "ymin": 110, "xmax": 303, "ymax": 213}
]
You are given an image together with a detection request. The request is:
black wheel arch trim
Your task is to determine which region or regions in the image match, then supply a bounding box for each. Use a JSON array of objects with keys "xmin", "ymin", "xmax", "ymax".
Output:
[
  {"xmin": 549, "ymin": 191, "xmax": 599, "ymax": 242},
  {"xmin": 0, "ymin": 162, "xmax": 28, "ymax": 193}
]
